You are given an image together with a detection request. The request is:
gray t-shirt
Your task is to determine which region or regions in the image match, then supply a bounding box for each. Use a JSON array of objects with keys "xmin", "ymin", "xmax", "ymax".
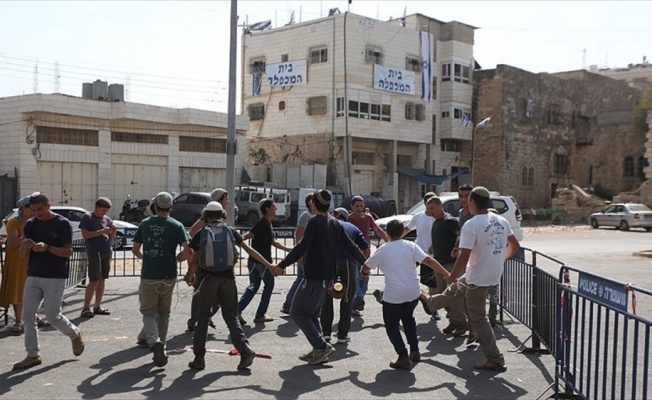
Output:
[
  {"xmin": 297, "ymin": 210, "xmax": 313, "ymax": 229},
  {"xmin": 458, "ymin": 209, "xmax": 473, "ymax": 228},
  {"xmin": 79, "ymin": 212, "xmax": 113, "ymax": 253}
]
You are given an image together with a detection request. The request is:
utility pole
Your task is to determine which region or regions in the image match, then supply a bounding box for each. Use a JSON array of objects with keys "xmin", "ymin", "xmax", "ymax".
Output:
[{"xmin": 225, "ymin": 0, "xmax": 237, "ymax": 225}]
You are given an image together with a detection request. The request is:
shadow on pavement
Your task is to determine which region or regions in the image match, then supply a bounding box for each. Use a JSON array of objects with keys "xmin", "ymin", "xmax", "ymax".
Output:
[{"xmin": 0, "ymin": 360, "xmax": 75, "ymax": 397}]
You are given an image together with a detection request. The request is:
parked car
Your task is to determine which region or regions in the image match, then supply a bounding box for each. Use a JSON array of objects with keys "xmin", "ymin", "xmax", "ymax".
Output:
[
  {"xmin": 234, "ymin": 186, "xmax": 290, "ymax": 227},
  {"xmin": 589, "ymin": 203, "xmax": 652, "ymax": 231},
  {"xmin": 1, "ymin": 206, "xmax": 138, "ymax": 250},
  {"xmin": 374, "ymin": 193, "xmax": 524, "ymax": 241},
  {"xmin": 170, "ymin": 192, "xmax": 239, "ymax": 227}
]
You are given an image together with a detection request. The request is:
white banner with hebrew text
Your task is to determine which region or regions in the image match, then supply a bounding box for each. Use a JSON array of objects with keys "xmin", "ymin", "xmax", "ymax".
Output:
[
  {"xmin": 266, "ymin": 60, "xmax": 307, "ymax": 87},
  {"xmin": 373, "ymin": 64, "xmax": 415, "ymax": 95}
]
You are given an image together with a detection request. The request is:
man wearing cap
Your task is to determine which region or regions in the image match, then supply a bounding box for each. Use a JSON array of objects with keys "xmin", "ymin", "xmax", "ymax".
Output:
[
  {"xmin": 320, "ymin": 207, "xmax": 370, "ymax": 344},
  {"xmin": 79, "ymin": 197, "xmax": 117, "ymax": 318},
  {"xmin": 348, "ymin": 195, "xmax": 389, "ymax": 315},
  {"xmin": 184, "ymin": 201, "xmax": 270, "ymax": 371},
  {"xmin": 13, "ymin": 192, "xmax": 84, "ymax": 370},
  {"xmin": 133, "ymin": 191, "xmax": 190, "ymax": 368},
  {"xmin": 186, "ymin": 187, "xmax": 231, "ymax": 331},
  {"xmin": 421, "ymin": 186, "xmax": 520, "ymax": 371},
  {"xmin": 238, "ymin": 198, "xmax": 291, "ymax": 324}
]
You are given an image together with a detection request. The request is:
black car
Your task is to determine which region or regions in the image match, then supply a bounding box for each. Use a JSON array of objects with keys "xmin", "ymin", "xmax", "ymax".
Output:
[{"xmin": 170, "ymin": 192, "xmax": 212, "ymax": 227}]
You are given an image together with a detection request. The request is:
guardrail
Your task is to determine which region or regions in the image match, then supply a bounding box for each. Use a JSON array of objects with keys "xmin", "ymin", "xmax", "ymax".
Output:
[{"xmin": 65, "ymin": 237, "xmax": 88, "ymax": 290}]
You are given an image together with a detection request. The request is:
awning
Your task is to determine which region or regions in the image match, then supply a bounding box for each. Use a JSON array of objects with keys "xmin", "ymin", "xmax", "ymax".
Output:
[{"xmin": 396, "ymin": 166, "xmax": 467, "ymax": 185}]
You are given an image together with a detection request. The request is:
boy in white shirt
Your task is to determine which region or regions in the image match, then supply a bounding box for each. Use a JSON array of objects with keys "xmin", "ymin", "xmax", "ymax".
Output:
[{"xmin": 361, "ymin": 220, "xmax": 450, "ymax": 370}]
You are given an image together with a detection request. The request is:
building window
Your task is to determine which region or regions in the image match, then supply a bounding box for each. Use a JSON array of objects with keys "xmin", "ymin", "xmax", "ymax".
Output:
[
  {"xmin": 442, "ymin": 63, "xmax": 451, "ymax": 82},
  {"xmin": 348, "ymin": 100, "xmax": 359, "ymax": 118},
  {"xmin": 336, "ymin": 97, "xmax": 345, "ymax": 118},
  {"xmin": 522, "ymin": 167, "xmax": 529, "ymax": 186},
  {"xmin": 347, "ymin": 100, "xmax": 391, "ymax": 122},
  {"xmin": 279, "ymin": 101, "xmax": 286, "ymax": 111},
  {"xmin": 522, "ymin": 166, "xmax": 534, "ymax": 186},
  {"xmin": 623, "ymin": 156, "xmax": 635, "ymax": 177},
  {"xmin": 441, "ymin": 110, "xmax": 450, "ymax": 118},
  {"xmin": 370, "ymin": 104, "xmax": 381, "ymax": 120},
  {"xmin": 381, "ymin": 104, "xmax": 391, "ymax": 121},
  {"xmin": 440, "ymin": 139, "xmax": 460, "ymax": 152},
  {"xmin": 111, "ymin": 132, "xmax": 168, "ymax": 144},
  {"xmin": 453, "ymin": 63, "xmax": 470, "ymax": 83},
  {"xmin": 37, "ymin": 126, "xmax": 98, "ymax": 146},
  {"xmin": 359, "ymin": 102, "xmax": 369, "ymax": 119},
  {"xmin": 453, "ymin": 108, "xmax": 464, "ymax": 119},
  {"xmin": 307, "ymin": 96, "xmax": 327, "ymax": 116},
  {"xmin": 432, "ymin": 81, "xmax": 437, "ymax": 100},
  {"xmin": 415, "ymin": 104, "xmax": 425, "ymax": 121},
  {"xmin": 309, "ymin": 47, "xmax": 328, "ymax": 64},
  {"xmin": 548, "ymin": 104, "xmax": 563, "ymax": 125},
  {"xmin": 554, "ymin": 154, "xmax": 569, "ymax": 174},
  {"xmin": 365, "ymin": 46, "xmax": 383, "ymax": 64},
  {"xmin": 281, "ymin": 54, "xmax": 289, "ymax": 62},
  {"xmin": 249, "ymin": 57, "xmax": 265, "ymax": 73},
  {"xmin": 638, "ymin": 156, "xmax": 648, "ymax": 178},
  {"xmin": 431, "ymin": 115, "xmax": 437, "ymax": 144},
  {"xmin": 405, "ymin": 56, "xmax": 421, "ymax": 72},
  {"xmin": 405, "ymin": 102, "xmax": 414, "ymax": 120},
  {"xmin": 179, "ymin": 136, "xmax": 226, "ymax": 153},
  {"xmin": 248, "ymin": 103, "xmax": 265, "ymax": 121},
  {"xmin": 353, "ymin": 152, "xmax": 374, "ymax": 165}
]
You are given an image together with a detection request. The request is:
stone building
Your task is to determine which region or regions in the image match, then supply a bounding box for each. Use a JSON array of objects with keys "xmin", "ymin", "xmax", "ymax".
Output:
[
  {"xmin": 241, "ymin": 11, "xmax": 476, "ymax": 211},
  {"xmin": 0, "ymin": 93, "xmax": 248, "ymax": 218},
  {"xmin": 472, "ymin": 65, "xmax": 648, "ymax": 209}
]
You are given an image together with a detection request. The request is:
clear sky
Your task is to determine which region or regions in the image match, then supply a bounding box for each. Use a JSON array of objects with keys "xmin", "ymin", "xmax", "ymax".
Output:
[{"xmin": 1, "ymin": 1, "xmax": 650, "ymax": 112}]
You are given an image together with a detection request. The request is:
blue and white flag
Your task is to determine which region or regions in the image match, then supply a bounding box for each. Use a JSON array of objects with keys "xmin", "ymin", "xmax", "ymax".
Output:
[
  {"xmin": 249, "ymin": 20, "xmax": 272, "ymax": 32},
  {"xmin": 476, "ymin": 116, "xmax": 491, "ymax": 127},
  {"xmin": 252, "ymin": 72, "xmax": 262, "ymax": 95},
  {"xmin": 400, "ymin": 7, "xmax": 406, "ymax": 27},
  {"xmin": 419, "ymin": 31, "xmax": 432, "ymax": 102},
  {"xmin": 462, "ymin": 114, "xmax": 471, "ymax": 128}
]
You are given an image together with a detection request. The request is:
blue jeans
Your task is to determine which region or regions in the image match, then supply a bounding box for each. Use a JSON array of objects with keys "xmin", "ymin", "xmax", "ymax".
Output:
[
  {"xmin": 382, "ymin": 298, "xmax": 419, "ymax": 357},
  {"xmin": 282, "ymin": 262, "xmax": 304, "ymax": 310},
  {"xmin": 291, "ymin": 279, "xmax": 329, "ymax": 349},
  {"xmin": 353, "ymin": 265, "xmax": 368, "ymax": 308},
  {"xmin": 238, "ymin": 259, "xmax": 275, "ymax": 318}
]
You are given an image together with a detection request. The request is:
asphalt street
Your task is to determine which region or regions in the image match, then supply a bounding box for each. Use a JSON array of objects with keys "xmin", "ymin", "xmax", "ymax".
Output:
[{"xmin": 0, "ymin": 225, "xmax": 648, "ymax": 399}]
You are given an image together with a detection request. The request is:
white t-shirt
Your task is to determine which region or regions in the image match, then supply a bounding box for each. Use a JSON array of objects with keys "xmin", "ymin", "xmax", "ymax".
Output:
[
  {"xmin": 406, "ymin": 211, "xmax": 434, "ymax": 253},
  {"xmin": 459, "ymin": 213, "xmax": 514, "ymax": 286},
  {"xmin": 364, "ymin": 240, "xmax": 428, "ymax": 304}
]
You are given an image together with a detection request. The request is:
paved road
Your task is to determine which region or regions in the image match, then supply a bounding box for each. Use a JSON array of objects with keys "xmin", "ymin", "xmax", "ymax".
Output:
[{"xmin": 0, "ymin": 225, "xmax": 648, "ymax": 399}]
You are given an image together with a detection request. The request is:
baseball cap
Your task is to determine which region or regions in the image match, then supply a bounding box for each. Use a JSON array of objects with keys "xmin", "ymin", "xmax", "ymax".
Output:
[
  {"xmin": 205, "ymin": 201, "xmax": 223, "ymax": 212},
  {"xmin": 155, "ymin": 192, "xmax": 173, "ymax": 209},
  {"xmin": 210, "ymin": 188, "xmax": 227, "ymax": 202},
  {"xmin": 333, "ymin": 207, "xmax": 349, "ymax": 221},
  {"xmin": 471, "ymin": 186, "xmax": 490, "ymax": 198},
  {"xmin": 16, "ymin": 196, "xmax": 30, "ymax": 208}
]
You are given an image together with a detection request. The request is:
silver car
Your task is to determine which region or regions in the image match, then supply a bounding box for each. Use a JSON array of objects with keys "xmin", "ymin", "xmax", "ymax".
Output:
[{"xmin": 589, "ymin": 203, "xmax": 652, "ymax": 232}]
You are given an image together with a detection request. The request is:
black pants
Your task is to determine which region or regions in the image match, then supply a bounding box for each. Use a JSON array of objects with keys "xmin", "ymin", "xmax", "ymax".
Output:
[
  {"xmin": 383, "ymin": 298, "xmax": 419, "ymax": 357},
  {"xmin": 192, "ymin": 270, "xmax": 249, "ymax": 356},
  {"xmin": 320, "ymin": 258, "xmax": 357, "ymax": 339}
]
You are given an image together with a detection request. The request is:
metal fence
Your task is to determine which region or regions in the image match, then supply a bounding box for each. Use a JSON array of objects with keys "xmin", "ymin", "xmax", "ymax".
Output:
[{"xmin": 66, "ymin": 237, "xmax": 88, "ymax": 289}]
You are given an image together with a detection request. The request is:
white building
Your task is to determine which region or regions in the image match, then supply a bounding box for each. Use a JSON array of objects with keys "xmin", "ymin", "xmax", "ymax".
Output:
[
  {"xmin": 241, "ymin": 12, "xmax": 476, "ymax": 210},
  {"xmin": 0, "ymin": 93, "xmax": 248, "ymax": 219}
]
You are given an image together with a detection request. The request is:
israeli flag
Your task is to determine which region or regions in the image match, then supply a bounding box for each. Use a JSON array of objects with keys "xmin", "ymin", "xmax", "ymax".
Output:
[
  {"xmin": 419, "ymin": 31, "xmax": 432, "ymax": 102},
  {"xmin": 400, "ymin": 7, "xmax": 406, "ymax": 27},
  {"xmin": 249, "ymin": 20, "xmax": 272, "ymax": 32},
  {"xmin": 462, "ymin": 114, "xmax": 471, "ymax": 128},
  {"xmin": 476, "ymin": 116, "xmax": 491, "ymax": 127},
  {"xmin": 252, "ymin": 72, "xmax": 262, "ymax": 96}
]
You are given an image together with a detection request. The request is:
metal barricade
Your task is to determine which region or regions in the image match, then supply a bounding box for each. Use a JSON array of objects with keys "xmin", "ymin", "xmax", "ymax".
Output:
[
  {"xmin": 65, "ymin": 237, "xmax": 88, "ymax": 289},
  {"xmin": 556, "ymin": 266, "xmax": 651, "ymax": 399}
]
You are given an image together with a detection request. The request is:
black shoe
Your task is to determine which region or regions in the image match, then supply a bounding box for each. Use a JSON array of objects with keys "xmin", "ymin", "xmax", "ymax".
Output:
[
  {"xmin": 442, "ymin": 323, "xmax": 458, "ymax": 334},
  {"xmin": 452, "ymin": 325, "xmax": 469, "ymax": 337},
  {"xmin": 188, "ymin": 356, "xmax": 205, "ymax": 370},
  {"xmin": 389, "ymin": 355, "xmax": 413, "ymax": 370},
  {"xmin": 409, "ymin": 351, "xmax": 421, "ymax": 363},
  {"xmin": 237, "ymin": 347, "xmax": 256, "ymax": 370},
  {"xmin": 356, "ymin": 299, "xmax": 365, "ymax": 311},
  {"xmin": 152, "ymin": 342, "xmax": 168, "ymax": 367},
  {"xmin": 373, "ymin": 290, "xmax": 383, "ymax": 304}
]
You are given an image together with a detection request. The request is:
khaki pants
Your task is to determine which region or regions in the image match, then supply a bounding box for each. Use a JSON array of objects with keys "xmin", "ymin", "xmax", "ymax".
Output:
[
  {"xmin": 139, "ymin": 279, "xmax": 176, "ymax": 347},
  {"xmin": 434, "ymin": 263, "xmax": 467, "ymax": 326},
  {"xmin": 426, "ymin": 277, "xmax": 503, "ymax": 363}
]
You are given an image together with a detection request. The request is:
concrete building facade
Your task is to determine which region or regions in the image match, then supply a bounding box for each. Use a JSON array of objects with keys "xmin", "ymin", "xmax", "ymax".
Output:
[
  {"xmin": 241, "ymin": 12, "xmax": 476, "ymax": 211},
  {"xmin": 0, "ymin": 94, "xmax": 248, "ymax": 219},
  {"xmin": 472, "ymin": 65, "xmax": 648, "ymax": 209}
]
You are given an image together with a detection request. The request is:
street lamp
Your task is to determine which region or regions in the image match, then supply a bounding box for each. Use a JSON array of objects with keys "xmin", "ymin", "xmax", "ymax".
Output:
[{"xmin": 471, "ymin": 116, "xmax": 491, "ymax": 185}]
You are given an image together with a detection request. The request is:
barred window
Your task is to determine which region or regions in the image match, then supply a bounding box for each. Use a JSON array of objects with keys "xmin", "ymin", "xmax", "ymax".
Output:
[
  {"xmin": 405, "ymin": 102, "xmax": 414, "ymax": 120},
  {"xmin": 365, "ymin": 46, "xmax": 383, "ymax": 64},
  {"xmin": 405, "ymin": 56, "xmax": 421, "ymax": 72},
  {"xmin": 307, "ymin": 96, "xmax": 327, "ymax": 116},
  {"xmin": 179, "ymin": 136, "xmax": 226, "ymax": 153},
  {"xmin": 37, "ymin": 126, "xmax": 98, "ymax": 146},
  {"xmin": 249, "ymin": 57, "xmax": 266, "ymax": 73},
  {"xmin": 111, "ymin": 131, "xmax": 168, "ymax": 144},
  {"xmin": 248, "ymin": 103, "xmax": 265, "ymax": 121},
  {"xmin": 554, "ymin": 154, "xmax": 569, "ymax": 174},
  {"xmin": 415, "ymin": 104, "xmax": 425, "ymax": 121},
  {"xmin": 309, "ymin": 47, "xmax": 328, "ymax": 64}
]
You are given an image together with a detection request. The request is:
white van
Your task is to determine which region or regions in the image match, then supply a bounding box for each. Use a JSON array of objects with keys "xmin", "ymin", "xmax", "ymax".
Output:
[{"xmin": 234, "ymin": 186, "xmax": 291, "ymax": 227}]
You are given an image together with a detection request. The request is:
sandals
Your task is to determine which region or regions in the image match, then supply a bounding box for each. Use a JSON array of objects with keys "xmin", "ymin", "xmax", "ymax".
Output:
[
  {"xmin": 81, "ymin": 308, "xmax": 94, "ymax": 318},
  {"xmin": 93, "ymin": 307, "xmax": 111, "ymax": 315},
  {"xmin": 473, "ymin": 359, "xmax": 507, "ymax": 371}
]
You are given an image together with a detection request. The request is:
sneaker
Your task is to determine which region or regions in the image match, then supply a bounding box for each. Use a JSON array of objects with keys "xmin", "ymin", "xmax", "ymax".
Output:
[
  {"xmin": 238, "ymin": 314, "xmax": 247, "ymax": 326},
  {"xmin": 188, "ymin": 355, "xmax": 205, "ymax": 370},
  {"xmin": 298, "ymin": 349, "xmax": 316, "ymax": 362},
  {"xmin": 72, "ymin": 330, "xmax": 85, "ymax": 356},
  {"xmin": 442, "ymin": 323, "xmax": 458, "ymax": 334},
  {"xmin": 432, "ymin": 311, "xmax": 441, "ymax": 321},
  {"xmin": 237, "ymin": 347, "xmax": 256, "ymax": 370},
  {"xmin": 137, "ymin": 338, "xmax": 149, "ymax": 348},
  {"xmin": 151, "ymin": 342, "xmax": 168, "ymax": 367},
  {"xmin": 253, "ymin": 315, "xmax": 274, "ymax": 323},
  {"xmin": 307, "ymin": 343, "xmax": 335, "ymax": 365},
  {"xmin": 323, "ymin": 335, "xmax": 331, "ymax": 342},
  {"xmin": 337, "ymin": 336, "xmax": 351, "ymax": 344},
  {"xmin": 389, "ymin": 355, "xmax": 413, "ymax": 370},
  {"xmin": 11, "ymin": 323, "xmax": 24, "ymax": 334},
  {"xmin": 452, "ymin": 325, "xmax": 469, "ymax": 337},
  {"xmin": 466, "ymin": 334, "xmax": 479, "ymax": 345},
  {"xmin": 13, "ymin": 356, "xmax": 42, "ymax": 370},
  {"xmin": 355, "ymin": 299, "xmax": 365, "ymax": 311},
  {"xmin": 351, "ymin": 309, "xmax": 362, "ymax": 317},
  {"xmin": 373, "ymin": 290, "xmax": 384, "ymax": 304},
  {"xmin": 280, "ymin": 307, "xmax": 291, "ymax": 315}
]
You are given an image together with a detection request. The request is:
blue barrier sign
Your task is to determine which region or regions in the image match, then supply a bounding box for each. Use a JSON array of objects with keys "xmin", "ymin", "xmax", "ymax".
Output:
[
  {"xmin": 238, "ymin": 229, "xmax": 295, "ymax": 239},
  {"xmin": 577, "ymin": 272, "xmax": 628, "ymax": 312}
]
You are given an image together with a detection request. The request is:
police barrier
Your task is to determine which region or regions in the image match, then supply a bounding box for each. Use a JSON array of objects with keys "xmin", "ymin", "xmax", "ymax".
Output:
[
  {"xmin": 65, "ymin": 235, "xmax": 88, "ymax": 290},
  {"xmin": 556, "ymin": 266, "xmax": 651, "ymax": 399}
]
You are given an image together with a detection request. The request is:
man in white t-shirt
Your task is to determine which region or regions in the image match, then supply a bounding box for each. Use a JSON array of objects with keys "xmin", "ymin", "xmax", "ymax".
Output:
[
  {"xmin": 420, "ymin": 186, "xmax": 520, "ymax": 371},
  {"xmin": 362, "ymin": 219, "xmax": 450, "ymax": 371}
]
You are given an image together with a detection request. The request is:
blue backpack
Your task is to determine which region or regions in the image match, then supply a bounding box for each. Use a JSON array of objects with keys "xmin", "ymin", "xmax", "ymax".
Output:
[{"xmin": 198, "ymin": 220, "xmax": 238, "ymax": 273}]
